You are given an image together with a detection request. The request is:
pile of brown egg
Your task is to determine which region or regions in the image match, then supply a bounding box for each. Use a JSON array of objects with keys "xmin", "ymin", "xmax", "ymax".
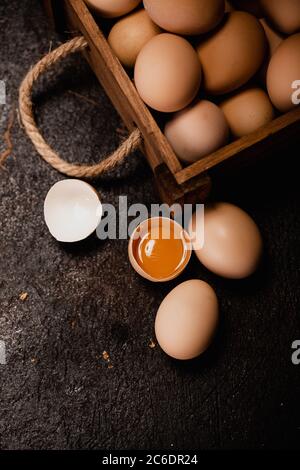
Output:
[{"xmin": 85, "ymin": 0, "xmax": 300, "ymax": 164}]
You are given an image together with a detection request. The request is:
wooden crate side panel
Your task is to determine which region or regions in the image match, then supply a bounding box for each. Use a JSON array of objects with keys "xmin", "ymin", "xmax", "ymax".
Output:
[{"xmin": 176, "ymin": 106, "xmax": 300, "ymax": 184}]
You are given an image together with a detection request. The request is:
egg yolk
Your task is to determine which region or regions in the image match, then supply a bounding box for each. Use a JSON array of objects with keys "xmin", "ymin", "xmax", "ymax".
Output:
[{"xmin": 133, "ymin": 220, "xmax": 188, "ymax": 280}]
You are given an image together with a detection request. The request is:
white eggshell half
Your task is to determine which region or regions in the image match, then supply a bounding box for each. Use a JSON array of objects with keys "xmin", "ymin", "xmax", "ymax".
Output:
[{"xmin": 44, "ymin": 179, "xmax": 102, "ymax": 243}]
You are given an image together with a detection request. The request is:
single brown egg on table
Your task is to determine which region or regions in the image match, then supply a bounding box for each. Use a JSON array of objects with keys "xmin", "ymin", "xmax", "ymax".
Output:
[
  {"xmin": 108, "ymin": 9, "xmax": 161, "ymax": 68},
  {"xmin": 143, "ymin": 0, "xmax": 225, "ymax": 36},
  {"xmin": 260, "ymin": 0, "xmax": 300, "ymax": 35},
  {"xmin": 189, "ymin": 203, "xmax": 263, "ymax": 279},
  {"xmin": 197, "ymin": 11, "xmax": 267, "ymax": 95},
  {"xmin": 85, "ymin": 0, "xmax": 141, "ymax": 17},
  {"xmin": 164, "ymin": 100, "xmax": 229, "ymax": 164},
  {"xmin": 231, "ymin": 0, "xmax": 264, "ymax": 17},
  {"xmin": 134, "ymin": 33, "xmax": 202, "ymax": 112},
  {"xmin": 267, "ymin": 33, "xmax": 300, "ymax": 112},
  {"xmin": 155, "ymin": 280, "xmax": 219, "ymax": 360},
  {"xmin": 220, "ymin": 88, "xmax": 275, "ymax": 138}
]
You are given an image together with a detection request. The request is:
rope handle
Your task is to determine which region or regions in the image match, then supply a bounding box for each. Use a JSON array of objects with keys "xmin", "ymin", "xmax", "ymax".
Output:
[{"xmin": 19, "ymin": 36, "xmax": 142, "ymax": 179}]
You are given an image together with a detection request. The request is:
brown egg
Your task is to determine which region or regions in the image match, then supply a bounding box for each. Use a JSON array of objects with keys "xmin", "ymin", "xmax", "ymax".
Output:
[
  {"xmin": 164, "ymin": 100, "xmax": 229, "ymax": 163},
  {"xmin": 197, "ymin": 12, "xmax": 267, "ymax": 95},
  {"xmin": 220, "ymin": 88, "xmax": 275, "ymax": 138},
  {"xmin": 143, "ymin": 0, "xmax": 225, "ymax": 35},
  {"xmin": 258, "ymin": 19, "xmax": 284, "ymax": 84},
  {"xmin": 108, "ymin": 10, "xmax": 161, "ymax": 68},
  {"xmin": 260, "ymin": 19, "xmax": 284, "ymax": 56},
  {"xmin": 267, "ymin": 33, "xmax": 300, "ymax": 112},
  {"xmin": 85, "ymin": 0, "xmax": 141, "ymax": 17},
  {"xmin": 260, "ymin": 0, "xmax": 300, "ymax": 35},
  {"xmin": 231, "ymin": 0, "xmax": 264, "ymax": 17},
  {"xmin": 155, "ymin": 280, "xmax": 219, "ymax": 360},
  {"xmin": 134, "ymin": 33, "xmax": 202, "ymax": 112},
  {"xmin": 189, "ymin": 203, "xmax": 263, "ymax": 279}
]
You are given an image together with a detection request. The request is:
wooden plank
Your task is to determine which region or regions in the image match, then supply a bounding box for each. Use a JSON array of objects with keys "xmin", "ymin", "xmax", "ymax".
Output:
[
  {"xmin": 42, "ymin": 0, "xmax": 54, "ymax": 18},
  {"xmin": 42, "ymin": 0, "xmax": 66, "ymax": 30},
  {"xmin": 62, "ymin": 0, "xmax": 182, "ymax": 175},
  {"xmin": 154, "ymin": 165, "xmax": 211, "ymax": 205},
  {"xmin": 175, "ymin": 106, "xmax": 300, "ymax": 185}
]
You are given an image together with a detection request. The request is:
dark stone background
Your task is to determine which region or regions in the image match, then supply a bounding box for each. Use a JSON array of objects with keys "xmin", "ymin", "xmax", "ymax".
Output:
[{"xmin": 0, "ymin": 0, "xmax": 299, "ymax": 450}]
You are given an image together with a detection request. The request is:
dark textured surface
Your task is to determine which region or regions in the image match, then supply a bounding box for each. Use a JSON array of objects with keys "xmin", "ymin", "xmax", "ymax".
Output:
[{"xmin": 0, "ymin": 0, "xmax": 300, "ymax": 451}]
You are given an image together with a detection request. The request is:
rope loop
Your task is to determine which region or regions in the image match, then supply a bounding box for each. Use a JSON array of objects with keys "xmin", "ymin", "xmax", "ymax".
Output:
[{"xmin": 19, "ymin": 36, "xmax": 142, "ymax": 178}]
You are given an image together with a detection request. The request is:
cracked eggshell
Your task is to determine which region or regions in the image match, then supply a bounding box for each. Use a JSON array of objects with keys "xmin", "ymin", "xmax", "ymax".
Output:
[
  {"xmin": 128, "ymin": 217, "xmax": 192, "ymax": 282},
  {"xmin": 44, "ymin": 179, "xmax": 103, "ymax": 243}
]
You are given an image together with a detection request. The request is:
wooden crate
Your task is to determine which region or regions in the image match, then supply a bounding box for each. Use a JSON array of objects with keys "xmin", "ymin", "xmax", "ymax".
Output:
[{"xmin": 43, "ymin": 0, "xmax": 300, "ymax": 204}]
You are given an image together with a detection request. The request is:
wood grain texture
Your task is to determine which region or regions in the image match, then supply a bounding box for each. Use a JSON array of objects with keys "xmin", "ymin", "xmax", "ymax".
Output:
[
  {"xmin": 42, "ymin": 0, "xmax": 54, "ymax": 22},
  {"xmin": 154, "ymin": 165, "xmax": 212, "ymax": 206},
  {"xmin": 176, "ymin": 107, "xmax": 300, "ymax": 184}
]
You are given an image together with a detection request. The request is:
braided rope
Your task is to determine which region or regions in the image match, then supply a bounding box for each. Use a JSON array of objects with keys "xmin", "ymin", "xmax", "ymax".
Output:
[{"xmin": 19, "ymin": 36, "xmax": 142, "ymax": 178}]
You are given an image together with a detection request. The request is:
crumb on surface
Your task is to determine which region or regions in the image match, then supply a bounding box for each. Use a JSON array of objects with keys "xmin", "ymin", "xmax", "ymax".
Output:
[
  {"xmin": 102, "ymin": 351, "xmax": 110, "ymax": 362},
  {"xmin": 148, "ymin": 339, "xmax": 156, "ymax": 349},
  {"xmin": 102, "ymin": 351, "xmax": 114, "ymax": 369},
  {"xmin": 19, "ymin": 292, "xmax": 28, "ymax": 301},
  {"xmin": 31, "ymin": 358, "xmax": 37, "ymax": 364}
]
